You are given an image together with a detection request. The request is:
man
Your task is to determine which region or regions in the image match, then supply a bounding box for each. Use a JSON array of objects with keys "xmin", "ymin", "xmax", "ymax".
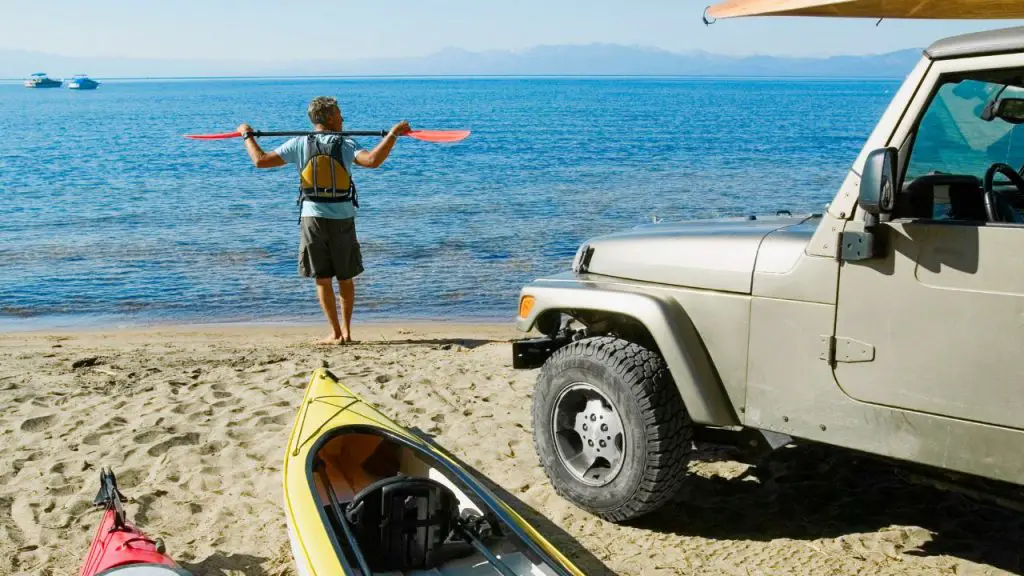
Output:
[{"xmin": 237, "ymin": 96, "xmax": 410, "ymax": 344}]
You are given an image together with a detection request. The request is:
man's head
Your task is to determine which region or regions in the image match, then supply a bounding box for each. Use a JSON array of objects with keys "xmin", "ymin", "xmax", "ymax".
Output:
[{"xmin": 308, "ymin": 96, "xmax": 342, "ymax": 131}]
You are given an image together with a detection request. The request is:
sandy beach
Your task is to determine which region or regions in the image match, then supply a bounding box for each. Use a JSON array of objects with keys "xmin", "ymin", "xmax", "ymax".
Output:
[{"xmin": 0, "ymin": 323, "xmax": 1019, "ymax": 576}]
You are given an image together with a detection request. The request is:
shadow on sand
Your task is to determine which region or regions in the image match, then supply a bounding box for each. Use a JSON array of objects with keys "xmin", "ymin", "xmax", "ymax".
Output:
[
  {"xmin": 634, "ymin": 442, "xmax": 1023, "ymax": 574},
  {"xmin": 179, "ymin": 552, "xmax": 276, "ymax": 576},
  {"xmin": 413, "ymin": 427, "xmax": 616, "ymax": 576},
  {"xmin": 365, "ymin": 338, "xmax": 501, "ymax": 350}
]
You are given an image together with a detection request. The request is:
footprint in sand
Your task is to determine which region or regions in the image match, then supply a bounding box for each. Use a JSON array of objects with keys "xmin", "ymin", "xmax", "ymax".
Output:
[
  {"xmin": 133, "ymin": 429, "xmax": 166, "ymax": 444},
  {"xmin": 19, "ymin": 414, "xmax": 56, "ymax": 432},
  {"xmin": 82, "ymin": 432, "xmax": 105, "ymax": 446},
  {"xmin": 147, "ymin": 433, "xmax": 200, "ymax": 457},
  {"xmin": 115, "ymin": 468, "xmax": 146, "ymax": 488},
  {"xmin": 99, "ymin": 416, "xmax": 128, "ymax": 431},
  {"xmin": 63, "ymin": 498, "xmax": 93, "ymax": 517},
  {"xmin": 44, "ymin": 476, "xmax": 77, "ymax": 497},
  {"xmin": 199, "ymin": 440, "xmax": 226, "ymax": 456},
  {"xmin": 212, "ymin": 390, "xmax": 232, "ymax": 399},
  {"xmin": 256, "ymin": 412, "xmax": 291, "ymax": 427},
  {"xmin": 225, "ymin": 428, "xmax": 252, "ymax": 443},
  {"xmin": 0, "ymin": 497, "xmax": 24, "ymax": 547}
]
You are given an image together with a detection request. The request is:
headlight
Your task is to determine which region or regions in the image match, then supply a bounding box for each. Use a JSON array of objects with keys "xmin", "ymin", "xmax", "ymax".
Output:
[{"xmin": 571, "ymin": 243, "xmax": 592, "ymax": 274}]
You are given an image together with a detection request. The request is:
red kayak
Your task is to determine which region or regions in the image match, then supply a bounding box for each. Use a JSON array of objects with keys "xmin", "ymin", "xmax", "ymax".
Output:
[{"xmin": 80, "ymin": 467, "xmax": 192, "ymax": 576}]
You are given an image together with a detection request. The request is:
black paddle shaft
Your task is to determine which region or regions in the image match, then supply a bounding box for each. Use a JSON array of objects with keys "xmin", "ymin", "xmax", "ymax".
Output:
[{"xmin": 251, "ymin": 130, "xmax": 388, "ymax": 138}]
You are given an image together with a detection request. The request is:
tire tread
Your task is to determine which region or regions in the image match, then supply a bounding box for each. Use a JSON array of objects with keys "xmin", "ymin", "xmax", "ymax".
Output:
[{"xmin": 533, "ymin": 336, "xmax": 693, "ymax": 522}]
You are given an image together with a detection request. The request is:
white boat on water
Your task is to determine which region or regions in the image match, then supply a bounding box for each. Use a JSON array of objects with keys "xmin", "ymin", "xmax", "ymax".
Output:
[
  {"xmin": 67, "ymin": 74, "xmax": 99, "ymax": 90},
  {"xmin": 23, "ymin": 73, "xmax": 62, "ymax": 88}
]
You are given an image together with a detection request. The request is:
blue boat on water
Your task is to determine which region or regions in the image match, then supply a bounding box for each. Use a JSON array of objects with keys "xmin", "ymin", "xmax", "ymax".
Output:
[
  {"xmin": 67, "ymin": 74, "xmax": 100, "ymax": 90},
  {"xmin": 23, "ymin": 73, "xmax": 62, "ymax": 88}
]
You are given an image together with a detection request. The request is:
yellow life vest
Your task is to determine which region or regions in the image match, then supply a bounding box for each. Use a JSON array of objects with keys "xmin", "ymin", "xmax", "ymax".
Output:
[{"xmin": 297, "ymin": 135, "xmax": 358, "ymax": 208}]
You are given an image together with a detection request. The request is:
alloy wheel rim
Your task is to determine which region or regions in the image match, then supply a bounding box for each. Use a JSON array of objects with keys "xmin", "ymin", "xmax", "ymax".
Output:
[{"xmin": 551, "ymin": 382, "xmax": 627, "ymax": 487}]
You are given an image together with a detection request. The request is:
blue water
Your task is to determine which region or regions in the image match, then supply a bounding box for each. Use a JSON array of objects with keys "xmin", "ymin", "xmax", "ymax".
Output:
[{"xmin": 0, "ymin": 77, "xmax": 898, "ymax": 329}]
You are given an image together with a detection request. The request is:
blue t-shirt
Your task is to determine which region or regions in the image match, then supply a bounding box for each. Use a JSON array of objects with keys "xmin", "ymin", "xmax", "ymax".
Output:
[{"xmin": 274, "ymin": 134, "xmax": 364, "ymax": 219}]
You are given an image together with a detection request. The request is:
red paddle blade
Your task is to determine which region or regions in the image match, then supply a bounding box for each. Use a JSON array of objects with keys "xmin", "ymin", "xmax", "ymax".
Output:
[
  {"xmin": 406, "ymin": 129, "xmax": 470, "ymax": 143},
  {"xmin": 184, "ymin": 131, "xmax": 242, "ymax": 140}
]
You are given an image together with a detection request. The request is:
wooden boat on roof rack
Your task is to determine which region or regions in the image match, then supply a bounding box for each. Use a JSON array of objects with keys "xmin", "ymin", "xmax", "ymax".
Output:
[{"xmin": 704, "ymin": 0, "xmax": 1024, "ymax": 20}]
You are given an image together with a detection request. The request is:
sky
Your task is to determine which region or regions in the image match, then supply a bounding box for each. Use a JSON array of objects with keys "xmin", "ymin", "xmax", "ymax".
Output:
[{"xmin": 2, "ymin": 0, "xmax": 1023, "ymax": 60}]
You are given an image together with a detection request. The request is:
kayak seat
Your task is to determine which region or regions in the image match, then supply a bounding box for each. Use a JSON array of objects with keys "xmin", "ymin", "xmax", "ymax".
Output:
[{"xmin": 344, "ymin": 476, "xmax": 460, "ymax": 572}]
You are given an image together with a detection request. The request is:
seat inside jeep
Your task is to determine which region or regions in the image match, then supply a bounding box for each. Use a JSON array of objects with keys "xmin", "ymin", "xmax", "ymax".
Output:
[{"xmin": 895, "ymin": 173, "xmax": 989, "ymax": 221}]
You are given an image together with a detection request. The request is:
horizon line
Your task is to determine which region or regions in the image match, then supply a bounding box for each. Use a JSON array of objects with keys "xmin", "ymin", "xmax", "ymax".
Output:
[{"xmin": 0, "ymin": 73, "xmax": 910, "ymax": 83}]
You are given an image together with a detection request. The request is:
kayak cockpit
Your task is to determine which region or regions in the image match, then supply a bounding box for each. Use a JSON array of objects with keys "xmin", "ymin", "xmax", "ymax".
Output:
[{"xmin": 308, "ymin": 430, "xmax": 561, "ymax": 575}]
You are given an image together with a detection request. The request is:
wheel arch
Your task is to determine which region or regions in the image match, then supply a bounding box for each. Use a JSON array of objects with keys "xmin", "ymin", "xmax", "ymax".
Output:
[{"xmin": 519, "ymin": 282, "xmax": 739, "ymax": 426}]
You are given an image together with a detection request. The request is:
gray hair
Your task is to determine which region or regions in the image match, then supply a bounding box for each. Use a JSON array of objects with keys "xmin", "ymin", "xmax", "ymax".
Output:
[{"xmin": 307, "ymin": 96, "xmax": 340, "ymax": 126}]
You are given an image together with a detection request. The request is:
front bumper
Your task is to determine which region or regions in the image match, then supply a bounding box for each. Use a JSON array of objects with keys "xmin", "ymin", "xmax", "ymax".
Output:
[{"xmin": 511, "ymin": 336, "xmax": 559, "ymax": 370}]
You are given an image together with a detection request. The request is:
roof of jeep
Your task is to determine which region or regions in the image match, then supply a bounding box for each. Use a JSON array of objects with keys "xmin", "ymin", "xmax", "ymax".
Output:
[{"xmin": 927, "ymin": 26, "xmax": 1024, "ymax": 61}]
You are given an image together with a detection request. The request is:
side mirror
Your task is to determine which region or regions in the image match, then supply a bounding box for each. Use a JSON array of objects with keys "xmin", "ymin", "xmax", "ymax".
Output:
[{"xmin": 859, "ymin": 147, "xmax": 898, "ymax": 218}]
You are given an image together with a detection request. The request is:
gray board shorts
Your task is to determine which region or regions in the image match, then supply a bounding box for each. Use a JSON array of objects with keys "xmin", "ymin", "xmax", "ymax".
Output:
[{"xmin": 298, "ymin": 217, "xmax": 364, "ymax": 281}]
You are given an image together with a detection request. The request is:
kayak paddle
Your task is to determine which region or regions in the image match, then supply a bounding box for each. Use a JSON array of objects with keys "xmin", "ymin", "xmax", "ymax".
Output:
[{"xmin": 184, "ymin": 129, "xmax": 471, "ymax": 143}]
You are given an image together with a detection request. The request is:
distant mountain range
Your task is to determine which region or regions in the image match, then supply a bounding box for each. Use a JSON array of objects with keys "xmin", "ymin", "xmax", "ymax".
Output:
[{"xmin": 0, "ymin": 44, "xmax": 924, "ymax": 80}]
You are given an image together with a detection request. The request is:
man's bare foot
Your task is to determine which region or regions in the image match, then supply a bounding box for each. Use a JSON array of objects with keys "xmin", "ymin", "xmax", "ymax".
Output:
[{"xmin": 316, "ymin": 334, "xmax": 345, "ymax": 345}]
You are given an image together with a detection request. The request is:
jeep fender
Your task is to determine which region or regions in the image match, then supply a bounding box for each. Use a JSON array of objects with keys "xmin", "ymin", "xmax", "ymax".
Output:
[{"xmin": 518, "ymin": 278, "xmax": 739, "ymax": 427}]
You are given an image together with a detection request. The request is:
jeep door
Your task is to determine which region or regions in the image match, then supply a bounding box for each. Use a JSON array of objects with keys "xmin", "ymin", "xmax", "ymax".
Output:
[{"xmin": 832, "ymin": 61, "xmax": 1024, "ymax": 431}]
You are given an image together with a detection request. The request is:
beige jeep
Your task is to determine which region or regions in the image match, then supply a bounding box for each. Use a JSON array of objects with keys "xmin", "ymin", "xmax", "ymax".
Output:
[{"xmin": 513, "ymin": 3, "xmax": 1024, "ymax": 522}]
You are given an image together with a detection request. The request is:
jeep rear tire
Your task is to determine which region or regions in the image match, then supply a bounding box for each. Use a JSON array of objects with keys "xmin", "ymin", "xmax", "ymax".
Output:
[{"xmin": 531, "ymin": 336, "xmax": 692, "ymax": 522}]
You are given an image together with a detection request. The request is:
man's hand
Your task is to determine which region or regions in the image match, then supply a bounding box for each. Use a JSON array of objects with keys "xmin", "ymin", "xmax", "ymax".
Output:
[
  {"xmin": 238, "ymin": 123, "xmax": 285, "ymax": 168},
  {"xmin": 389, "ymin": 120, "xmax": 411, "ymax": 138},
  {"xmin": 356, "ymin": 121, "xmax": 410, "ymax": 168}
]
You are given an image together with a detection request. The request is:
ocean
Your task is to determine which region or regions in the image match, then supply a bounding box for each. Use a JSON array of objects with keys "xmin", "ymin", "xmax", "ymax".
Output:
[{"xmin": 0, "ymin": 77, "xmax": 899, "ymax": 329}]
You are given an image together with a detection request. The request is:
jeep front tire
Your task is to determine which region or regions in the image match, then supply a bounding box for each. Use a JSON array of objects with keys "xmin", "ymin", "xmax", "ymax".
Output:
[{"xmin": 531, "ymin": 336, "xmax": 692, "ymax": 522}]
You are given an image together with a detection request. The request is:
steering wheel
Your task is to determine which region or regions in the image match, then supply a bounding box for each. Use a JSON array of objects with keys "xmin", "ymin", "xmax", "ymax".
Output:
[{"xmin": 983, "ymin": 163, "xmax": 1024, "ymax": 222}]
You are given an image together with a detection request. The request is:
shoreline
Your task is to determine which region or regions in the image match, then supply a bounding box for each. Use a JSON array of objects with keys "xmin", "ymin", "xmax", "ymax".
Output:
[{"xmin": 0, "ymin": 315, "xmax": 519, "ymax": 336}]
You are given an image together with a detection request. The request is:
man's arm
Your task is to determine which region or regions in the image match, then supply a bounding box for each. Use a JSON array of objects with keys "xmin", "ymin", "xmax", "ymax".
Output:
[
  {"xmin": 354, "ymin": 120, "xmax": 411, "ymax": 169},
  {"xmin": 237, "ymin": 123, "xmax": 286, "ymax": 168}
]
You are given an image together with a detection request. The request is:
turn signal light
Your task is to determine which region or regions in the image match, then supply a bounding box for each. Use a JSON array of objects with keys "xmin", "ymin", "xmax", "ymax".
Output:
[{"xmin": 519, "ymin": 296, "xmax": 536, "ymax": 319}]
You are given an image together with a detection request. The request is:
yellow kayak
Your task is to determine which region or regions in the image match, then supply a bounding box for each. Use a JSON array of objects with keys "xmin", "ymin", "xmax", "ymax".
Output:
[{"xmin": 283, "ymin": 368, "xmax": 584, "ymax": 576}]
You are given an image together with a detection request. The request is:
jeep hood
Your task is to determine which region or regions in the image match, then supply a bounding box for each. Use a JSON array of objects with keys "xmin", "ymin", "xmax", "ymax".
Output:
[
  {"xmin": 706, "ymin": 0, "xmax": 1024, "ymax": 20},
  {"xmin": 583, "ymin": 216, "xmax": 811, "ymax": 294}
]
